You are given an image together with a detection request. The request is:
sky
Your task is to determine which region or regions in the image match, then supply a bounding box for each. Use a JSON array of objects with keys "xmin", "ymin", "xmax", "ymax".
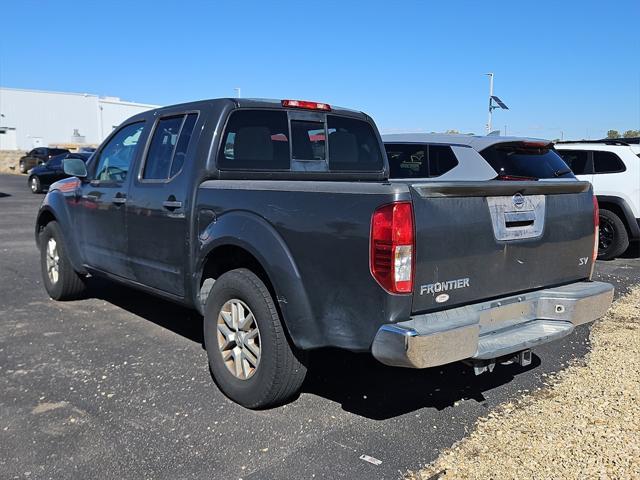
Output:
[{"xmin": 1, "ymin": 0, "xmax": 639, "ymax": 140}]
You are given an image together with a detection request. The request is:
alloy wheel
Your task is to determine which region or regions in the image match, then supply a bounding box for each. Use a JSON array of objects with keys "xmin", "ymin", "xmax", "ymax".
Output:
[
  {"xmin": 217, "ymin": 299, "xmax": 261, "ymax": 380},
  {"xmin": 599, "ymin": 215, "xmax": 615, "ymax": 253},
  {"xmin": 46, "ymin": 238, "xmax": 59, "ymax": 284}
]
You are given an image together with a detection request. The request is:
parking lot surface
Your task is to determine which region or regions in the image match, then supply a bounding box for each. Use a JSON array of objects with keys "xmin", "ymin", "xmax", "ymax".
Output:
[{"xmin": 1, "ymin": 173, "xmax": 638, "ymax": 480}]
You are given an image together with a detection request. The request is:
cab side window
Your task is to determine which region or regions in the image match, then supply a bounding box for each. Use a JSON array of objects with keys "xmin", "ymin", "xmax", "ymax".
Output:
[{"xmin": 93, "ymin": 122, "xmax": 145, "ymax": 183}]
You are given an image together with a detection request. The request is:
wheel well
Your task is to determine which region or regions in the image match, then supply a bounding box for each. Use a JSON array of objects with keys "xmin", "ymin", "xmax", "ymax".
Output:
[
  {"xmin": 199, "ymin": 245, "xmax": 275, "ymax": 310},
  {"xmin": 35, "ymin": 210, "xmax": 56, "ymax": 244},
  {"xmin": 598, "ymin": 201, "xmax": 631, "ymax": 235}
]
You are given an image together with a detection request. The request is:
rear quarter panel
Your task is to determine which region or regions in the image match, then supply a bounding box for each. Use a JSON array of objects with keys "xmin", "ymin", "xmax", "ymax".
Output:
[{"xmin": 196, "ymin": 180, "xmax": 412, "ymax": 351}]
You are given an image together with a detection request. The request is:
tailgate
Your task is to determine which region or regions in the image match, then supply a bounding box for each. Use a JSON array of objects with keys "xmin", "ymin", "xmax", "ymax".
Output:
[{"xmin": 410, "ymin": 181, "xmax": 595, "ymax": 314}]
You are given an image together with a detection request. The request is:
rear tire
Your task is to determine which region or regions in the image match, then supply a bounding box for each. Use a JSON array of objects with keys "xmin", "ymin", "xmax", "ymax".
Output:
[
  {"xmin": 203, "ymin": 268, "xmax": 306, "ymax": 408},
  {"xmin": 40, "ymin": 221, "xmax": 86, "ymax": 300},
  {"xmin": 29, "ymin": 176, "xmax": 41, "ymax": 193},
  {"xmin": 597, "ymin": 209, "xmax": 629, "ymax": 260}
]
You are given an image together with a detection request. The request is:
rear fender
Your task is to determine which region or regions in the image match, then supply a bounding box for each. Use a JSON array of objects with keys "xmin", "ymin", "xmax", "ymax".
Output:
[{"xmin": 196, "ymin": 210, "xmax": 316, "ymax": 349}]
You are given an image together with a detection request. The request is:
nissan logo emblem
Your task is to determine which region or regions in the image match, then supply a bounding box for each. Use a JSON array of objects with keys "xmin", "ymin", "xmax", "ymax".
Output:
[{"xmin": 512, "ymin": 193, "xmax": 525, "ymax": 209}]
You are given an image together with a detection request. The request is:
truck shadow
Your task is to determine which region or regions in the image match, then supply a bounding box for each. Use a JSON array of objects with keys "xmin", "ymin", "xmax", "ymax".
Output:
[
  {"xmin": 86, "ymin": 278, "xmax": 204, "ymax": 345},
  {"xmin": 302, "ymin": 348, "xmax": 540, "ymax": 420},
  {"xmin": 85, "ymin": 277, "xmax": 540, "ymax": 420},
  {"xmin": 621, "ymin": 242, "xmax": 640, "ymax": 258}
]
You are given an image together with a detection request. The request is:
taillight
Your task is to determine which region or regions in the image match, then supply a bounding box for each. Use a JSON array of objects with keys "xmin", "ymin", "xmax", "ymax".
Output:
[
  {"xmin": 370, "ymin": 202, "xmax": 414, "ymax": 294},
  {"xmin": 281, "ymin": 99, "xmax": 331, "ymax": 111},
  {"xmin": 590, "ymin": 196, "xmax": 599, "ymax": 278}
]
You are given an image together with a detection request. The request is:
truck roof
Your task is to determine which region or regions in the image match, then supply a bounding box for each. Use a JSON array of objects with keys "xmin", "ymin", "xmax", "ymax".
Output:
[
  {"xmin": 381, "ymin": 133, "xmax": 551, "ymax": 151},
  {"xmin": 142, "ymin": 98, "xmax": 368, "ymax": 120}
]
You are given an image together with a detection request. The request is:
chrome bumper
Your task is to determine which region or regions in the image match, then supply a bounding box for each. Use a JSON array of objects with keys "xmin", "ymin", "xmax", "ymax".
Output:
[{"xmin": 372, "ymin": 281, "xmax": 614, "ymax": 368}]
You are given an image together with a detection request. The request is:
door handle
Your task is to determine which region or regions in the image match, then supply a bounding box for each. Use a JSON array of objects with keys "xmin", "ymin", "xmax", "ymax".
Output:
[
  {"xmin": 112, "ymin": 193, "xmax": 127, "ymax": 205},
  {"xmin": 162, "ymin": 200, "xmax": 183, "ymax": 211}
]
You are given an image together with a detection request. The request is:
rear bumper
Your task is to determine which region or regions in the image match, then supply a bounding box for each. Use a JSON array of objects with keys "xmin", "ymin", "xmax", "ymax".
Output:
[{"xmin": 371, "ymin": 281, "xmax": 614, "ymax": 368}]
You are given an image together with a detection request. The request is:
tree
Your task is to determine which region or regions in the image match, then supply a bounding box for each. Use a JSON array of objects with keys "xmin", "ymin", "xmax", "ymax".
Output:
[
  {"xmin": 622, "ymin": 129, "xmax": 640, "ymax": 138},
  {"xmin": 607, "ymin": 130, "xmax": 620, "ymax": 139}
]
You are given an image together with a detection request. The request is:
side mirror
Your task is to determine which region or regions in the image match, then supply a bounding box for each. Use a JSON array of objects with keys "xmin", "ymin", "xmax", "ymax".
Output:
[{"xmin": 63, "ymin": 157, "xmax": 88, "ymax": 178}]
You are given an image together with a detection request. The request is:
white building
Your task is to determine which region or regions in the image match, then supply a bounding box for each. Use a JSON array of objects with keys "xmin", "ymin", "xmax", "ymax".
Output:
[{"xmin": 0, "ymin": 87, "xmax": 159, "ymax": 150}]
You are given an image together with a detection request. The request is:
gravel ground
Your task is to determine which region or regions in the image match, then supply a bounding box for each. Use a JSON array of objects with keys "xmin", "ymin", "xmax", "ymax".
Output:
[{"xmin": 409, "ymin": 287, "xmax": 640, "ymax": 480}]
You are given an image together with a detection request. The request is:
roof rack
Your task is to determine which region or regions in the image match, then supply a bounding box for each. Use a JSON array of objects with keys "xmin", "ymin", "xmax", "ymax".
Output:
[
  {"xmin": 554, "ymin": 139, "xmax": 631, "ymax": 146},
  {"xmin": 600, "ymin": 137, "xmax": 640, "ymax": 144}
]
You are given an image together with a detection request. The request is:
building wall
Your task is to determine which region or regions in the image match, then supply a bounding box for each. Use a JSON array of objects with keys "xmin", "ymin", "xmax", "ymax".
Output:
[{"xmin": 0, "ymin": 88, "xmax": 158, "ymax": 150}]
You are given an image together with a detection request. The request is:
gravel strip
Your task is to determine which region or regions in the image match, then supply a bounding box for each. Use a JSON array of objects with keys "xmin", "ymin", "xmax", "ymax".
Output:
[{"xmin": 408, "ymin": 287, "xmax": 640, "ymax": 480}]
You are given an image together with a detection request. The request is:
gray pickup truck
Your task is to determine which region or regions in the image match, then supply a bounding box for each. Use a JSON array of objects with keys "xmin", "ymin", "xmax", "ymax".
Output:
[{"xmin": 36, "ymin": 98, "xmax": 613, "ymax": 408}]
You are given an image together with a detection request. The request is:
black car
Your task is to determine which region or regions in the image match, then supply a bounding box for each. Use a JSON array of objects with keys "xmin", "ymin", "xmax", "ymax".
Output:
[
  {"xmin": 28, "ymin": 152, "xmax": 91, "ymax": 193},
  {"xmin": 19, "ymin": 147, "xmax": 70, "ymax": 174}
]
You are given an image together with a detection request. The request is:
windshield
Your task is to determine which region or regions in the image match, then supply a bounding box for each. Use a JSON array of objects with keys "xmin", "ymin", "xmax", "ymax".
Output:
[{"xmin": 480, "ymin": 142, "xmax": 574, "ymax": 179}]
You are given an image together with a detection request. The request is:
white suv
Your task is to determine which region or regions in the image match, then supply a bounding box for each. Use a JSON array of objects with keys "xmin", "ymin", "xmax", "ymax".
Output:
[{"xmin": 555, "ymin": 140, "xmax": 640, "ymax": 259}]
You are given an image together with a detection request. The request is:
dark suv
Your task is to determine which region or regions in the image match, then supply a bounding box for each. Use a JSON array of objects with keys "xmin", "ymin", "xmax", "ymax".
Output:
[{"xmin": 19, "ymin": 148, "xmax": 70, "ymax": 174}]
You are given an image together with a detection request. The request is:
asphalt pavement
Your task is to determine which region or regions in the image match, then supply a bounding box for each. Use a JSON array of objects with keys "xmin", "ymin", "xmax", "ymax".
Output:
[{"xmin": 1, "ymin": 173, "xmax": 638, "ymax": 480}]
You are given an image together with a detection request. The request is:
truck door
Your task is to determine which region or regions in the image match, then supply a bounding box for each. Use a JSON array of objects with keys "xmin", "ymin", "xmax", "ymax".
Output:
[
  {"xmin": 77, "ymin": 122, "xmax": 146, "ymax": 279},
  {"xmin": 125, "ymin": 113, "xmax": 199, "ymax": 297}
]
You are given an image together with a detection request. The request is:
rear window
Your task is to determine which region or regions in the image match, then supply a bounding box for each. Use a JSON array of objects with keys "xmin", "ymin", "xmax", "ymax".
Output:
[
  {"xmin": 480, "ymin": 142, "xmax": 574, "ymax": 179},
  {"xmin": 327, "ymin": 115, "xmax": 383, "ymax": 171},
  {"xmin": 219, "ymin": 110, "xmax": 290, "ymax": 170},
  {"xmin": 385, "ymin": 143, "xmax": 458, "ymax": 178},
  {"xmin": 291, "ymin": 120, "xmax": 325, "ymax": 160},
  {"xmin": 218, "ymin": 110, "xmax": 383, "ymax": 172},
  {"xmin": 557, "ymin": 150, "xmax": 591, "ymax": 175},
  {"xmin": 593, "ymin": 151, "xmax": 626, "ymax": 174}
]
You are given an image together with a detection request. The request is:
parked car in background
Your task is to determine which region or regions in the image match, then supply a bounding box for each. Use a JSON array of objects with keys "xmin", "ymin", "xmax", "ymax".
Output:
[
  {"xmin": 78, "ymin": 146, "xmax": 97, "ymax": 153},
  {"xmin": 35, "ymin": 98, "xmax": 612, "ymax": 408},
  {"xmin": 382, "ymin": 134, "xmax": 574, "ymax": 181},
  {"xmin": 18, "ymin": 147, "xmax": 70, "ymax": 174},
  {"xmin": 28, "ymin": 152, "xmax": 92, "ymax": 193},
  {"xmin": 555, "ymin": 140, "xmax": 640, "ymax": 259}
]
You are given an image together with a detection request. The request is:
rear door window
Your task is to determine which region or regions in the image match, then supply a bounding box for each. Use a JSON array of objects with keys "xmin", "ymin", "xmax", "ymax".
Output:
[
  {"xmin": 327, "ymin": 115, "xmax": 383, "ymax": 171},
  {"xmin": 557, "ymin": 150, "xmax": 591, "ymax": 175},
  {"xmin": 385, "ymin": 144, "xmax": 458, "ymax": 178},
  {"xmin": 479, "ymin": 142, "xmax": 574, "ymax": 179},
  {"xmin": 593, "ymin": 151, "xmax": 626, "ymax": 174},
  {"xmin": 142, "ymin": 113, "xmax": 198, "ymax": 180},
  {"xmin": 219, "ymin": 110, "xmax": 290, "ymax": 170},
  {"xmin": 170, "ymin": 113, "xmax": 198, "ymax": 177},
  {"xmin": 385, "ymin": 144, "xmax": 427, "ymax": 178}
]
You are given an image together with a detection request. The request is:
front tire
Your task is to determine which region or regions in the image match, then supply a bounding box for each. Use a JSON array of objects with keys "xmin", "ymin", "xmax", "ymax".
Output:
[
  {"xmin": 598, "ymin": 209, "xmax": 629, "ymax": 260},
  {"xmin": 29, "ymin": 176, "xmax": 41, "ymax": 193},
  {"xmin": 19, "ymin": 161, "xmax": 27, "ymax": 174},
  {"xmin": 40, "ymin": 221, "xmax": 86, "ymax": 300},
  {"xmin": 203, "ymin": 268, "xmax": 307, "ymax": 408}
]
